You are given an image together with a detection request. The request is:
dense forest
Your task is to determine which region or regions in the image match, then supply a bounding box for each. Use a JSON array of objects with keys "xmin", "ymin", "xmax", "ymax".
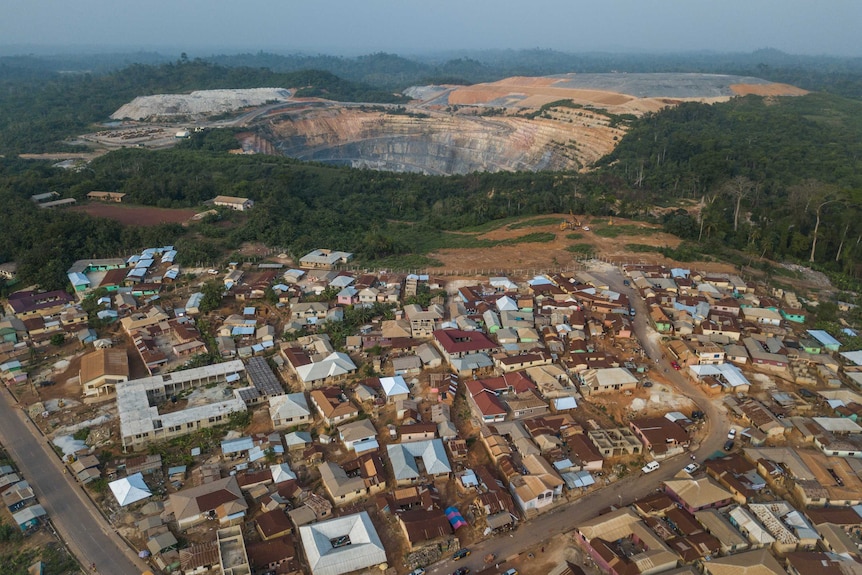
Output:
[
  {"xmin": 6, "ymin": 48, "xmax": 862, "ymax": 97},
  {"xmin": 1, "ymin": 51, "xmax": 862, "ymax": 292},
  {"xmin": 596, "ymin": 93, "xmax": 862, "ymax": 275},
  {"xmin": 0, "ymin": 59, "xmax": 406, "ymax": 156}
]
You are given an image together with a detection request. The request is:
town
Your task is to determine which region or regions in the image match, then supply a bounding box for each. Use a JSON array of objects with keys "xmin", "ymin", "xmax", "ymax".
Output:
[{"xmin": 1, "ymin": 233, "xmax": 862, "ymax": 575}]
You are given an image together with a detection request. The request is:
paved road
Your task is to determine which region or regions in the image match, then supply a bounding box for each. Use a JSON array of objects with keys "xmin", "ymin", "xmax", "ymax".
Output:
[
  {"xmin": 0, "ymin": 391, "xmax": 146, "ymax": 574},
  {"xmin": 428, "ymin": 267, "xmax": 730, "ymax": 575}
]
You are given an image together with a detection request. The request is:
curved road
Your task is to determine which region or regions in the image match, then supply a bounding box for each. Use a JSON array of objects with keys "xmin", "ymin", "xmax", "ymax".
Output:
[
  {"xmin": 0, "ymin": 391, "xmax": 146, "ymax": 574},
  {"xmin": 428, "ymin": 267, "xmax": 729, "ymax": 575}
]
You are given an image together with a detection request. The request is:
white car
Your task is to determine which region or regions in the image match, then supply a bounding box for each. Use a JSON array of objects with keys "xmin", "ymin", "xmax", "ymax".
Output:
[
  {"xmin": 642, "ymin": 461, "xmax": 660, "ymax": 474},
  {"xmin": 407, "ymin": 569, "xmax": 426, "ymax": 575},
  {"xmin": 727, "ymin": 428, "xmax": 737, "ymax": 440},
  {"xmin": 683, "ymin": 463, "xmax": 700, "ymax": 474}
]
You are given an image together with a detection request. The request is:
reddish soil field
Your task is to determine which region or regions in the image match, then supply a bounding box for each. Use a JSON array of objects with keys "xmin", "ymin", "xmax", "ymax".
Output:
[
  {"xmin": 730, "ymin": 83, "xmax": 808, "ymax": 96},
  {"xmin": 71, "ymin": 203, "xmax": 197, "ymax": 226}
]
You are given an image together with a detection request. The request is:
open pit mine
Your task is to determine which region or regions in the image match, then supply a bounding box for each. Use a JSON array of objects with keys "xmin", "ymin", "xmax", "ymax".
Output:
[{"xmin": 108, "ymin": 73, "xmax": 807, "ymax": 175}]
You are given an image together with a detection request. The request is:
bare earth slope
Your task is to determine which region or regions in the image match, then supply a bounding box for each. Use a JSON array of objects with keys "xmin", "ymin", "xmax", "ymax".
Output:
[
  {"xmin": 267, "ymin": 105, "xmax": 622, "ymax": 174},
  {"xmin": 259, "ymin": 73, "xmax": 806, "ymax": 174}
]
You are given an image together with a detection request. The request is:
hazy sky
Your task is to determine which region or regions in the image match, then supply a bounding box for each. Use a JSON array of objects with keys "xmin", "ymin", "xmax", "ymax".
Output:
[{"xmin": 3, "ymin": 0, "xmax": 860, "ymax": 56}]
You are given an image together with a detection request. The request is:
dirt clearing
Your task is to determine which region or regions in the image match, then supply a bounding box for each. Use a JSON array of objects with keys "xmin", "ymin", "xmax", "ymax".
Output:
[
  {"xmin": 423, "ymin": 214, "xmax": 747, "ymax": 277},
  {"xmin": 730, "ymin": 83, "xmax": 808, "ymax": 96}
]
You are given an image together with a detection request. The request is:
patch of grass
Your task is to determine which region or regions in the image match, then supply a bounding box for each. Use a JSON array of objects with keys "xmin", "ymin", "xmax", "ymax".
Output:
[
  {"xmin": 506, "ymin": 217, "xmax": 561, "ymax": 230},
  {"xmin": 659, "ymin": 242, "xmax": 707, "ymax": 262},
  {"xmin": 497, "ymin": 232, "xmax": 556, "ymax": 245},
  {"xmin": 566, "ymin": 244, "xmax": 595, "ymax": 255},
  {"xmin": 625, "ymin": 243, "xmax": 662, "ymax": 253},
  {"xmin": 386, "ymin": 229, "xmax": 492, "ymax": 254},
  {"xmin": 72, "ymin": 427, "xmax": 90, "ymax": 441},
  {"xmin": 772, "ymin": 266, "xmax": 803, "ymax": 279},
  {"xmin": 593, "ymin": 224, "xmax": 652, "ymax": 238},
  {"xmin": 565, "ymin": 232, "xmax": 584, "ymax": 240},
  {"xmin": 458, "ymin": 216, "xmax": 523, "ymax": 233}
]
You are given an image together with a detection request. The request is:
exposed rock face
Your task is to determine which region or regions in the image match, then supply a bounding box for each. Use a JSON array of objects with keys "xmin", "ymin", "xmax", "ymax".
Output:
[
  {"xmin": 111, "ymin": 88, "xmax": 291, "ymax": 121},
  {"xmin": 267, "ymin": 107, "xmax": 623, "ymax": 174}
]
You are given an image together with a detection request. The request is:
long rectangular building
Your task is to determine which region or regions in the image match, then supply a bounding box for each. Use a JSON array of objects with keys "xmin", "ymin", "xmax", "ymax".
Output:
[{"xmin": 117, "ymin": 360, "xmax": 247, "ymax": 451}]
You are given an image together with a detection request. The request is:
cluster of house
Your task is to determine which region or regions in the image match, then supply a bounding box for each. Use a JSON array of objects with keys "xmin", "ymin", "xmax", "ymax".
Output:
[
  {"xmin": 12, "ymin": 243, "xmax": 862, "ymax": 574},
  {"xmin": 66, "ymin": 249, "xmax": 179, "ymax": 298},
  {"xmin": 0, "ymin": 288, "xmax": 93, "ymax": 383},
  {"xmin": 625, "ymin": 264, "xmax": 852, "ymax": 394},
  {"xmin": 0, "ymin": 462, "xmax": 48, "ymax": 534},
  {"xmin": 574, "ymin": 446, "xmax": 862, "ymax": 575},
  {"xmin": 30, "ymin": 191, "xmax": 76, "ymax": 209},
  {"xmin": 88, "ymin": 362, "xmax": 449, "ymax": 574}
]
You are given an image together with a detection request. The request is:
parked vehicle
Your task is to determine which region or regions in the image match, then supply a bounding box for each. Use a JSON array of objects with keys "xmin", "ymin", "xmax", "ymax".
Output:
[
  {"xmin": 723, "ymin": 439, "xmax": 735, "ymax": 451},
  {"xmin": 642, "ymin": 461, "xmax": 660, "ymax": 474},
  {"xmin": 452, "ymin": 569, "xmax": 470, "ymax": 575},
  {"xmin": 683, "ymin": 463, "xmax": 700, "ymax": 474},
  {"xmin": 671, "ymin": 361, "xmax": 681, "ymax": 370},
  {"xmin": 408, "ymin": 569, "xmax": 426, "ymax": 575},
  {"xmin": 453, "ymin": 548, "xmax": 471, "ymax": 561},
  {"xmin": 727, "ymin": 428, "xmax": 737, "ymax": 440}
]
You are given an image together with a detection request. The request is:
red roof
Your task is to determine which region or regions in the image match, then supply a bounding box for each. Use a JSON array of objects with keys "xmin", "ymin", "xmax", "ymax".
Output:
[
  {"xmin": 7, "ymin": 290, "xmax": 73, "ymax": 314},
  {"xmin": 281, "ymin": 346, "xmax": 312, "ymax": 367},
  {"xmin": 475, "ymin": 371, "xmax": 535, "ymax": 394},
  {"xmin": 465, "ymin": 380, "xmax": 507, "ymax": 417},
  {"xmin": 433, "ymin": 329, "xmax": 496, "ymax": 355},
  {"xmin": 256, "ymin": 509, "xmax": 293, "ymax": 539}
]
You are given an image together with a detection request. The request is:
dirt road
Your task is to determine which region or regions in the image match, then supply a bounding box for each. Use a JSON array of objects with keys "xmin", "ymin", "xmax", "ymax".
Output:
[{"xmin": 427, "ymin": 266, "xmax": 729, "ymax": 575}]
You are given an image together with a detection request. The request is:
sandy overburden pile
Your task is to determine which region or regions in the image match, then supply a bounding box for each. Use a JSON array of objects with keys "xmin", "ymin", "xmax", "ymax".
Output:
[{"xmin": 111, "ymin": 88, "xmax": 290, "ymax": 120}]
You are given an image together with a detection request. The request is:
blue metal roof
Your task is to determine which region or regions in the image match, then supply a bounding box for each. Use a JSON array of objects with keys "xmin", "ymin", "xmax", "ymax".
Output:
[
  {"xmin": 807, "ymin": 329, "xmax": 841, "ymax": 348},
  {"xmin": 221, "ymin": 437, "xmax": 254, "ymax": 454},
  {"xmin": 68, "ymin": 272, "xmax": 90, "ymax": 287}
]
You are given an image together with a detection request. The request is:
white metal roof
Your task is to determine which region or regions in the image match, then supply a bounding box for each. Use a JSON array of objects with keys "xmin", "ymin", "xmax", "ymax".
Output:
[
  {"xmin": 117, "ymin": 361, "xmax": 246, "ymax": 438},
  {"xmin": 295, "ymin": 352, "xmax": 356, "ymax": 384},
  {"xmin": 840, "ymin": 350, "xmax": 862, "ymax": 366},
  {"xmin": 689, "ymin": 363, "xmax": 750, "ymax": 388},
  {"xmin": 387, "ymin": 439, "xmax": 451, "ymax": 481},
  {"xmin": 812, "ymin": 417, "xmax": 862, "ymax": 433},
  {"xmin": 299, "ymin": 511, "xmax": 386, "ymax": 575},
  {"xmin": 270, "ymin": 463, "xmax": 296, "ymax": 484},
  {"xmin": 380, "ymin": 375, "xmax": 410, "ymax": 399},
  {"xmin": 269, "ymin": 393, "xmax": 310, "ymax": 421},
  {"xmin": 109, "ymin": 473, "xmax": 152, "ymax": 506}
]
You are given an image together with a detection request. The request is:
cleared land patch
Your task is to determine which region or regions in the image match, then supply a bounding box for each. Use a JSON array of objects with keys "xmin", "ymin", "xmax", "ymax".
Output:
[{"xmin": 71, "ymin": 203, "xmax": 197, "ymax": 226}]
